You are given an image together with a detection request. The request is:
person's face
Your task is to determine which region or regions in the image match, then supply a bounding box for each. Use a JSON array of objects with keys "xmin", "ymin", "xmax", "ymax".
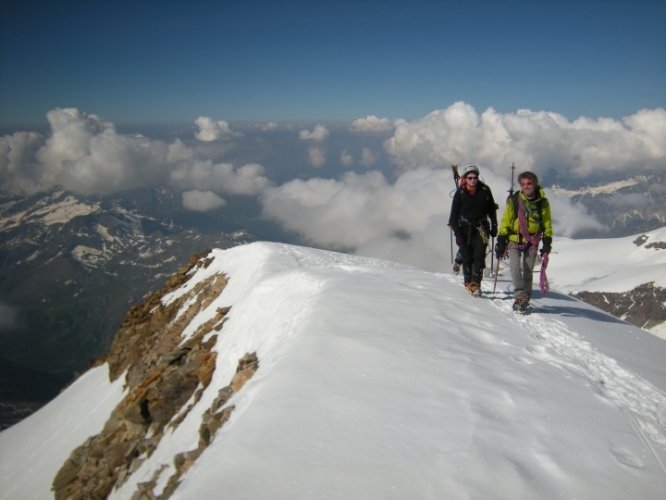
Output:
[{"xmin": 520, "ymin": 178, "xmax": 536, "ymax": 197}]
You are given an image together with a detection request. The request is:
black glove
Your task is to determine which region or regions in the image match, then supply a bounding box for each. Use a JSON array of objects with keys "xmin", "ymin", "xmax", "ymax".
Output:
[
  {"xmin": 540, "ymin": 236, "xmax": 552, "ymax": 256},
  {"xmin": 490, "ymin": 224, "xmax": 498, "ymax": 238},
  {"xmin": 495, "ymin": 236, "xmax": 507, "ymax": 259}
]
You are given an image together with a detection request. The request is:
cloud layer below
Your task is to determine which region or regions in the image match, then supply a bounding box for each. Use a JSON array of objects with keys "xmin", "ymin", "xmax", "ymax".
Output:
[{"xmin": 1, "ymin": 102, "xmax": 662, "ymax": 270}]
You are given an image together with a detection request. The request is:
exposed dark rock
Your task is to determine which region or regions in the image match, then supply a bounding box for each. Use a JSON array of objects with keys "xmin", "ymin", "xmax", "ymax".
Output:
[
  {"xmin": 52, "ymin": 252, "xmax": 259, "ymax": 500},
  {"xmin": 572, "ymin": 282, "xmax": 666, "ymax": 331}
]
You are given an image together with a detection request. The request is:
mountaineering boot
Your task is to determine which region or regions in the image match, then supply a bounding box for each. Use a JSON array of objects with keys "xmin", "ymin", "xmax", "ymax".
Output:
[
  {"xmin": 453, "ymin": 250, "xmax": 463, "ymax": 274},
  {"xmin": 467, "ymin": 282, "xmax": 481, "ymax": 296},
  {"xmin": 471, "ymin": 275, "xmax": 483, "ymax": 296},
  {"xmin": 512, "ymin": 296, "xmax": 529, "ymax": 313}
]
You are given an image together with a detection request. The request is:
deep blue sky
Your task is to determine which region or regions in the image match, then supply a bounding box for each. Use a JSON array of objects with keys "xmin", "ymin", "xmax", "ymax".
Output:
[{"xmin": 1, "ymin": 0, "xmax": 664, "ymax": 128}]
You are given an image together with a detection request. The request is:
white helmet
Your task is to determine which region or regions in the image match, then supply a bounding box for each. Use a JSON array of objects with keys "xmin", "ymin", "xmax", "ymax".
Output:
[{"xmin": 461, "ymin": 165, "xmax": 479, "ymax": 177}]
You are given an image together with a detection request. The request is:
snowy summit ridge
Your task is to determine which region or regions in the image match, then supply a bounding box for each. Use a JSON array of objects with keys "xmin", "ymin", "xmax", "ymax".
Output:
[{"xmin": 1, "ymin": 242, "xmax": 665, "ymax": 499}]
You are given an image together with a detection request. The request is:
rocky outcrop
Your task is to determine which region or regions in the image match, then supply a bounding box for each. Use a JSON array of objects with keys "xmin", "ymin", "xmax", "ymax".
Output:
[
  {"xmin": 570, "ymin": 233, "xmax": 665, "ymax": 333},
  {"xmin": 572, "ymin": 282, "xmax": 666, "ymax": 331},
  {"xmin": 52, "ymin": 251, "xmax": 259, "ymax": 499}
]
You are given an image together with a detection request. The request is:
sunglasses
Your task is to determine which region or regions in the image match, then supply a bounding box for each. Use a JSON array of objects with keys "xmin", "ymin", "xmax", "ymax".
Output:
[
  {"xmin": 466, "ymin": 175, "xmax": 478, "ymax": 180},
  {"xmin": 520, "ymin": 182, "xmax": 535, "ymax": 187}
]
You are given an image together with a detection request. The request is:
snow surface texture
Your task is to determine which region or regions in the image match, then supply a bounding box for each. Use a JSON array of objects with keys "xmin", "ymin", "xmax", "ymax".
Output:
[
  {"xmin": 551, "ymin": 226, "xmax": 666, "ymax": 293},
  {"xmin": 1, "ymin": 241, "xmax": 665, "ymax": 499}
]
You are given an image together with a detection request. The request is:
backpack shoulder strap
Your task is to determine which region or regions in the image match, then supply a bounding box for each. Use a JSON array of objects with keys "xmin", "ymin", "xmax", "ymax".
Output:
[{"xmin": 509, "ymin": 191, "xmax": 520, "ymax": 215}]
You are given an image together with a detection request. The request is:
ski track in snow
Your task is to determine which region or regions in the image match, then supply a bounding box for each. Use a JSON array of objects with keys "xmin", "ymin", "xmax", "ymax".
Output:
[{"xmin": 480, "ymin": 280, "xmax": 666, "ymax": 471}]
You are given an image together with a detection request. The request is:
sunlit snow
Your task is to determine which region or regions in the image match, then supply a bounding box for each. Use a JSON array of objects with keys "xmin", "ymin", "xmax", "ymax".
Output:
[
  {"xmin": 551, "ymin": 227, "xmax": 666, "ymax": 293},
  {"xmin": 1, "ymin": 239, "xmax": 664, "ymax": 500}
]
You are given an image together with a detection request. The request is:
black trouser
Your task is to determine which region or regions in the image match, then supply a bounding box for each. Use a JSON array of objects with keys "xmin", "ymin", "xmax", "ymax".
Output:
[
  {"xmin": 454, "ymin": 233, "xmax": 463, "ymax": 264},
  {"xmin": 459, "ymin": 227, "xmax": 486, "ymax": 284}
]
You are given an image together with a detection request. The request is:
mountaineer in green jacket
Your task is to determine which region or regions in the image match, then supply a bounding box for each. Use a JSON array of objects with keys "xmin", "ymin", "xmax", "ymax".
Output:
[{"xmin": 495, "ymin": 171, "xmax": 553, "ymax": 312}]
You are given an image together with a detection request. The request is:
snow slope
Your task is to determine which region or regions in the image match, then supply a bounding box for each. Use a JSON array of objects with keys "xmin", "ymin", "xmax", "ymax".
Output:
[
  {"xmin": 0, "ymin": 366, "xmax": 125, "ymax": 498},
  {"xmin": 551, "ymin": 226, "xmax": 666, "ymax": 293},
  {"xmin": 1, "ymin": 242, "xmax": 665, "ymax": 499}
]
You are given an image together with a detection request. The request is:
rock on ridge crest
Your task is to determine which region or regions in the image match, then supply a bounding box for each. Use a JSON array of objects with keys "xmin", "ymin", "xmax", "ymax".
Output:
[{"xmin": 52, "ymin": 250, "xmax": 259, "ymax": 499}]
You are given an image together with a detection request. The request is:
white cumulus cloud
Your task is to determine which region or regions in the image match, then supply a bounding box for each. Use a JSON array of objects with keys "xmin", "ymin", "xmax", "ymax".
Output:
[
  {"xmin": 170, "ymin": 160, "xmax": 272, "ymax": 196},
  {"xmin": 0, "ymin": 131, "xmax": 44, "ymax": 194},
  {"xmin": 1, "ymin": 103, "xmax": 661, "ymax": 262},
  {"xmin": 307, "ymin": 147, "xmax": 326, "ymax": 168},
  {"xmin": 181, "ymin": 190, "xmax": 227, "ymax": 212},
  {"xmin": 299, "ymin": 124, "xmax": 329, "ymax": 141},
  {"xmin": 0, "ymin": 109, "xmax": 273, "ymax": 204},
  {"xmin": 261, "ymin": 166, "xmax": 603, "ymax": 271},
  {"xmin": 194, "ymin": 116, "xmax": 242, "ymax": 142},
  {"xmin": 261, "ymin": 167, "xmax": 458, "ymax": 269},
  {"xmin": 384, "ymin": 102, "xmax": 666, "ymax": 179},
  {"xmin": 259, "ymin": 121, "xmax": 279, "ymax": 131},
  {"xmin": 542, "ymin": 189, "xmax": 605, "ymax": 237},
  {"xmin": 1, "ymin": 108, "xmax": 172, "ymax": 195},
  {"xmin": 360, "ymin": 148, "xmax": 377, "ymax": 167},
  {"xmin": 350, "ymin": 115, "xmax": 395, "ymax": 134},
  {"xmin": 340, "ymin": 149, "xmax": 354, "ymax": 166}
]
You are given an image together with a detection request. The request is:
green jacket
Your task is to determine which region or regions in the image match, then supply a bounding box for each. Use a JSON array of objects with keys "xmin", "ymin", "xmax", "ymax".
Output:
[{"xmin": 498, "ymin": 188, "xmax": 553, "ymax": 243}]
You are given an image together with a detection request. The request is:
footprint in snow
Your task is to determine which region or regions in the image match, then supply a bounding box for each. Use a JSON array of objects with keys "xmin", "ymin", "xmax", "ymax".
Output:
[
  {"xmin": 525, "ymin": 344, "xmax": 548, "ymax": 355},
  {"xmin": 511, "ymin": 355, "xmax": 534, "ymax": 365},
  {"xmin": 610, "ymin": 445, "xmax": 646, "ymax": 469}
]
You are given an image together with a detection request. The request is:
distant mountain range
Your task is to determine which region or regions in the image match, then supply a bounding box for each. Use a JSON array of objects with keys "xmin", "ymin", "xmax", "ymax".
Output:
[
  {"xmin": 0, "ymin": 188, "xmax": 262, "ymax": 429},
  {"xmin": 551, "ymin": 172, "xmax": 666, "ymax": 237}
]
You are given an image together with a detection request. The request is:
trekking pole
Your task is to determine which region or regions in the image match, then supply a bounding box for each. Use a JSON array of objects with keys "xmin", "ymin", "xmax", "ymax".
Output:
[
  {"xmin": 449, "ymin": 228, "xmax": 453, "ymax": 264},
  {"xmin": 492, "ymin": 256, "xmax": 501, "ymax": 294},
  {"xmin": 490, "ymin": 236, "xmax": 495, "ymax": 275}
]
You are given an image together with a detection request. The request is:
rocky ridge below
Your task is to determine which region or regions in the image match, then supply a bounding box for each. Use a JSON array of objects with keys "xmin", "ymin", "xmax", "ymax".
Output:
[
  {"xmin": 569, "ymin": 232, "xmax": 666, "ymax": 336},
  {"xmin": 572, "ymin": 282, "xmax": 665, "ymax": 332},
  {"xmin": 52, "ymin": 251, "xmax": 259, "ymax": 499}
]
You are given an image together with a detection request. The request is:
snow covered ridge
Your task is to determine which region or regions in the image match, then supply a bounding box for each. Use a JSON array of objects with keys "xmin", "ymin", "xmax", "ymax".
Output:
[
  {"xmin": 0, "ymin": 191, "xmax": 100, "ymax": 232},
  {"xmin": 1, "ymin": 242, "xmax": 666, "ymax": 499},
  {"xmin": 550, "ymin": 176, "xmax": 649, "ymax": 197},
  {"xmin": 548, "ymin": 175, "xmax": 666, "ymax": 239}
]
